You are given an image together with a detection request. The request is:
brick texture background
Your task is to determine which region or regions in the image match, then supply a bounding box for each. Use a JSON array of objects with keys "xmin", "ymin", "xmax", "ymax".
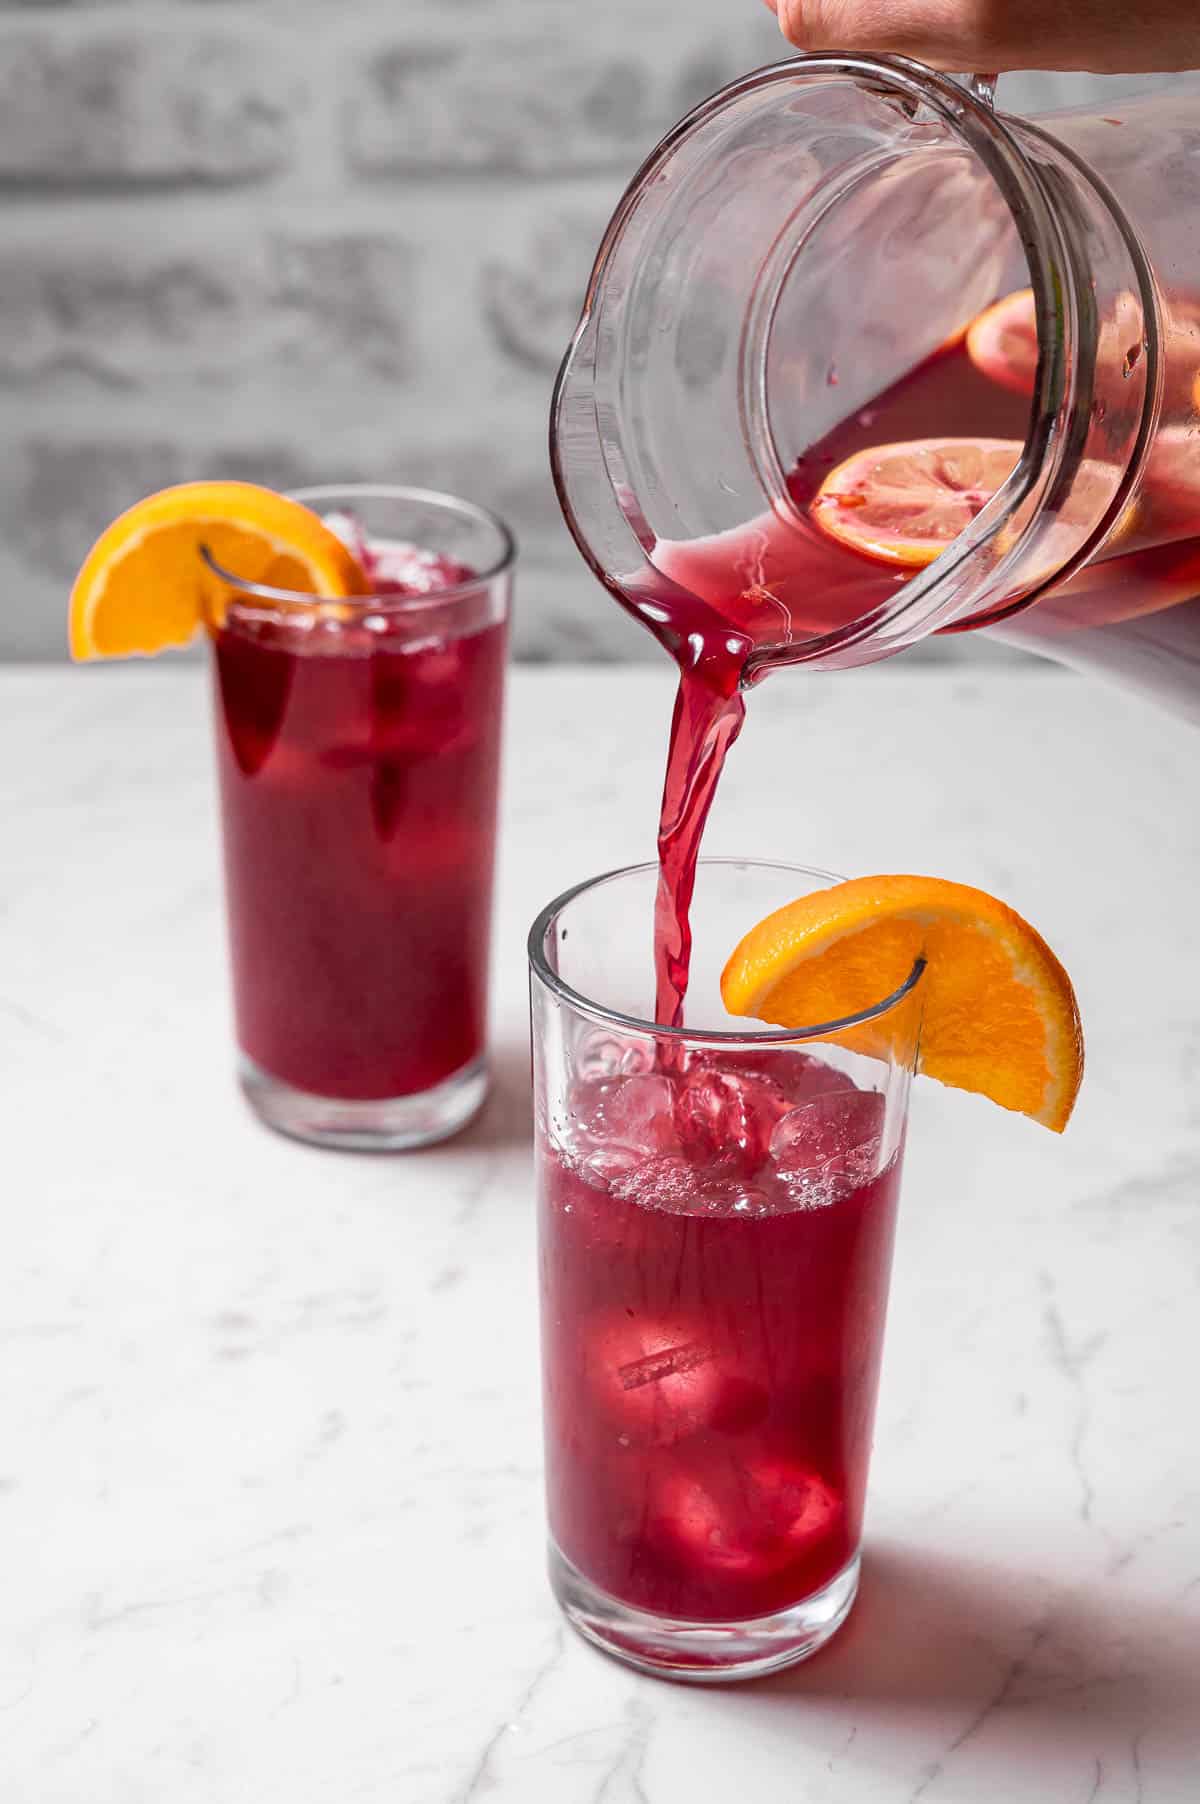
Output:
[{"xmin": 0, "ymin": 1, "xmax": 1184, "ymax": 660}]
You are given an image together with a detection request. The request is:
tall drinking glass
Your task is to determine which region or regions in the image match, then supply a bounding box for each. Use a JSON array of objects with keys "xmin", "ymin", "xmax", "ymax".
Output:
[
  {"xmin": 211, "ymin": 485, "xmax": 513, "ymax": 1150},
  {"xmin": 530, "ymin": 859, "xmax": 924, "ymax": 1681}
]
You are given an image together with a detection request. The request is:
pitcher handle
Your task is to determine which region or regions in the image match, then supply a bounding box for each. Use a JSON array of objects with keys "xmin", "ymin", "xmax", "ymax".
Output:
[{"xmin": 964, "ymin": 71, "xmax": 999, "ymax": 109}]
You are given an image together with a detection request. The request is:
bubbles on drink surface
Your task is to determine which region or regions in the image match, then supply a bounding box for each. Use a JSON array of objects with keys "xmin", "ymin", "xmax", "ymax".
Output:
[{"xmin": 770, "ymin": 1089, "xmax": 888, "ymax": 1192}]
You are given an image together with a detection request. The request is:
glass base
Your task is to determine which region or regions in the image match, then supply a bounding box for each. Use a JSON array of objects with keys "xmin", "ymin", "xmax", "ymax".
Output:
[
  {"xmin": 238, "ymin": 1054, "xmax": 489, "ymax": 1151},
  {"xmin": 548, "ymin": 1542, "xmax": 860, "ymax": 1683}
]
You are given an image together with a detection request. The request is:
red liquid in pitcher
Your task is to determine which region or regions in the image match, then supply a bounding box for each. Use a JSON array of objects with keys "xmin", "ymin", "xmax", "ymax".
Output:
[
  {"xmin": 213, "ymin": 538, "xmax": 505, "ymax": 1101},
  {"xmin": 641, "ymin": 329, "xmax": 1200, "ymax": 1022},
  {"xmin": 540, "ymin": 1050, "xmax": 900, "ymax": 1621}
]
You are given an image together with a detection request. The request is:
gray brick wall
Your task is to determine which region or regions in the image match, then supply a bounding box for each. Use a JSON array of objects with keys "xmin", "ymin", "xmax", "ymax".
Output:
[{"xmin": 0, "ymin": 2, "xmax": 1184, "ymax": 660}]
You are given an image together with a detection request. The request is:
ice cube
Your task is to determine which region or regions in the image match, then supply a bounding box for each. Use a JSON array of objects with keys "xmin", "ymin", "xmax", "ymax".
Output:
[
  {"xmin": 567, "ymin": 1072, "xmax": 677, "ymax": 1165},
  {"xmin": 673, "ymin": 1066, "xmax": 761, "ymax": 1170},
  {"xmin": 618, "ymin": 1337, "xmax": 713, "ymax": 1393},
  {"xmin": 721, "ymin": 1049, "xmax": 857, "ymax": 1102},
  {"xmin": 833, "ymin": 1137, "xmax": 885, "ymax": 1186},
  {"xmin": 769, "ymin": 1090, "xmax": 886, "ymax": 1184},
  {"xmin": 364, "ymin": 537, "xmax": 476, "ymax": 597},
  {"xmin": 654, "ymin": 1456, "xmax": 841, "ymax": 1576},
  {"xmin": 586, "ymin": 1310, "xmax": 742, "ymax": 1447},
  {"xmin": 322, "ymin": 509, "xmax": 373, "ymax": 568},
  {"xmin": 598, "ymin": 1073, "xmax": 676, "ymax": 1143},
  {"xmin": 576, "ymin": 1032, "xmax": 654, "ymax": 1082},
  {"xmin": 672, "ymin": 1056, "xmax": 803, "ymax": 1178},
  {"xmin": 400, "ymin": 641, "xmax": 463, "ymax": 689},
  {"xmin": 582, "ymin": 1146, "xmax": 641, "ymax": 1186}
]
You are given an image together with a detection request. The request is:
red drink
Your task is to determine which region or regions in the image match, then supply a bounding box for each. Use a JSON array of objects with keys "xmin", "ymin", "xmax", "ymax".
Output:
[
  {"xmin": 540, "ymin": 1049, "xmax": 900, "ymax": 1624},
  {"xmin": 212, "ymin": 494, "xmax": 511, "ymax": 1146}
]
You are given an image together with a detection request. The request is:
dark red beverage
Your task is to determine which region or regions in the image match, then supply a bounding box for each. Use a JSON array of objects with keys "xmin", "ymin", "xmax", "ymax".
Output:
[
  {"xmin": 540, "ymin": 1051, "xmax": 901, "ymax": 1623},
  {"xmin": 212, "ymin": 521, "xmax": 507, "ymax": 1126}
]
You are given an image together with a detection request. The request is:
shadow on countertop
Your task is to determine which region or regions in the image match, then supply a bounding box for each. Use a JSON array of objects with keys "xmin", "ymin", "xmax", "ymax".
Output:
[{"xmin": 744, "ymin": 1538, "xmax": 1198, "ymax": 1782}]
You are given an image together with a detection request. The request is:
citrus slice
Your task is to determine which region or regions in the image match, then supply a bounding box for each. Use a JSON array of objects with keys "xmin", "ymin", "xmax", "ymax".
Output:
[
  {"xmin": 1163, "ymin": 297, "xmax": 1200, "ymax": 413},
  {"xmin": 966, "ymin": 288, "xmax": 1039, "ymax": 396},
  {"xmin": 70, "ymin": 481, "xmax": 369, "ymax": 660},
  {"xmin": 721, "ymin": 876, "xmax": 1084, "ymax": 1132},
  {"xmin": 1142, "ymin": 423, "xmax": 1200, "ymax": 532},
  {"xmin": 968, "ymin": 285, "xmax": 1169, "ymax": 404},
  {"xmin": 811, "ymin": 438, "xmax": 1022, "ymax": 569}
]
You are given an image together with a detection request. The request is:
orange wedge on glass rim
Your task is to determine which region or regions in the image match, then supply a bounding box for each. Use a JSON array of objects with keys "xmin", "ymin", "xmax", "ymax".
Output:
[
  {"xmin": 721, "ymin": 876, "xmax": 1084, "ymax": 1133},
  {"xmin": 69, "ymin": 481, "xmax": 369, "ymax": 661}
]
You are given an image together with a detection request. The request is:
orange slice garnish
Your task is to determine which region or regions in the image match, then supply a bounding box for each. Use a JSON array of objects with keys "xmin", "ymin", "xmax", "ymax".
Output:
[
  {"xmin": 721, "ymin": 875, "xmax": 1084, "ymax": 1132},
  {"xmin": 811, "ymin": 438, "xmax": 1022, "ymax": 569},
  {"xmin": 966, "ymin": 288, "xmax": 1039, "ymax": 397},
  {"xmin": 70, "ymin": 481, "xmax": 369, "ymax": 660}
]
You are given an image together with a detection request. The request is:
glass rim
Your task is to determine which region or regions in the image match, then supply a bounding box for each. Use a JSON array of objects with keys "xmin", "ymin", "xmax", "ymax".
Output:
[
  {"xmin": 527, "ymin": 857, "xmax": 926, "ymax": 1045},
  {"xmin": 201, "ymin": 483, "xmax": 517, "ymax": 613}
]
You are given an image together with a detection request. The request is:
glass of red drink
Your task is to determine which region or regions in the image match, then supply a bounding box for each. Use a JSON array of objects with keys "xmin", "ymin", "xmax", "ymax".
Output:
[
  {"xmin": 211, "ymin": 485, "xmax": 513, "ymax": 1150},
  {"xmin": 530, "ymin": 859, "xmax": 924, "ymax": 1681}
]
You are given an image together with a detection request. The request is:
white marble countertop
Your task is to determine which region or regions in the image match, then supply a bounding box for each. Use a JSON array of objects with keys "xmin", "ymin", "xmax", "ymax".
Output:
[{"xmin": 4, "ymin": 662, "xmax": 1199, "ymax": 1803}]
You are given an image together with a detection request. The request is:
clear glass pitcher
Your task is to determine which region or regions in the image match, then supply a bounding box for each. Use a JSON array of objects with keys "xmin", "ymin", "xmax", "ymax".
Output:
[{"xmin": 551, "ymin": 56, "xmax": 1200, "ymax": 720}]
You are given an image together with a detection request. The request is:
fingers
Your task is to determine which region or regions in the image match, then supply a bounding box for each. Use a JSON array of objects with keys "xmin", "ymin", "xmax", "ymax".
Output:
[
  {"xmin": 775, "ymin": 0, "xmax": 994, "ymax": 66},
  {"xmin": 770, "ymin": 0, "xmax": 1200, "ymax": 73}
]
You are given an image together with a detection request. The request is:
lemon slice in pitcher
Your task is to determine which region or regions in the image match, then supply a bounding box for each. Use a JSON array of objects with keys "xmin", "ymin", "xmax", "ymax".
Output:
[{"xmin": 811, "ymin": 439, "xmax": 1023, "ymax": 569}]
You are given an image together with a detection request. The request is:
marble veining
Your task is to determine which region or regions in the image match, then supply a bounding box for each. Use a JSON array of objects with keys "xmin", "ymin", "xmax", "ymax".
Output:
[{"xmin": 2, "ymin": 664, "xmax": 1199, "ymax": 1801}]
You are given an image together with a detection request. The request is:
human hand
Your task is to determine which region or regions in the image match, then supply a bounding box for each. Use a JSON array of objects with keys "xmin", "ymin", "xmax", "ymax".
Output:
[{"xmin": 762, "ymin": 0, "xmax": 1200, "ymax": 73}]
